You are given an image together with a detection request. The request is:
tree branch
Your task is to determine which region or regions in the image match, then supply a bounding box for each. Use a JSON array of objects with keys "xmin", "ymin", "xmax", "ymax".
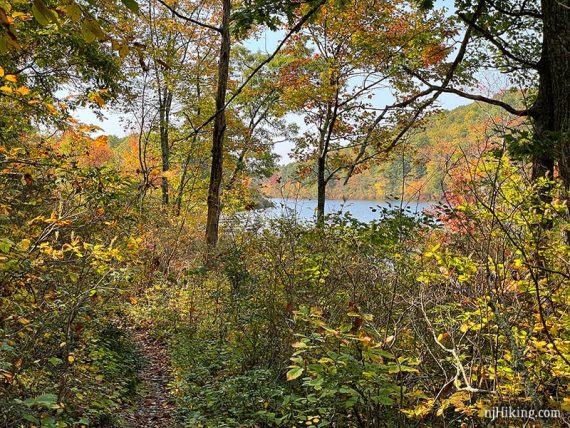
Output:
[
  {"xmin": 157, "ymin": 0, "xmax": 222, "ymax": 33},
  {"xmin": 458, "ymin": 11, "xmax": 538, "ymax": 69}
]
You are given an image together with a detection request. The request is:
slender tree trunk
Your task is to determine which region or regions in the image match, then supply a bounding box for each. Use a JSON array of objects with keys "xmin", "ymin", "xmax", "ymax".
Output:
[
  {"xmin": 159, "ymin": 91, "xmax": 172, "ymax": 205},
  {"xmin": 205, "ymin": 0, "xmax": 231, "ymax": 248},
  {"xmin": 316, "ymin": 95, "xmax": 338, "ymax": 224},
  {"xmin": 176, "ymin": 76, "xmax": 202, "ymax": 216},
  {"xmin": 317, "ymin": 154, "xmax": 326, "ymax": 224}
]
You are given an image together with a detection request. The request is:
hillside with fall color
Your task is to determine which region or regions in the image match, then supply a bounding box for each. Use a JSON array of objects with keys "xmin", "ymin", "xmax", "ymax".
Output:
[{"xmin": 264, "ymin": 91, "xmax": 525, "ymax": 201}]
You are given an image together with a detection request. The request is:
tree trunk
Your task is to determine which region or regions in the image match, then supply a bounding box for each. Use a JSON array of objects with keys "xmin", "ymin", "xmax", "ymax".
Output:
[
  {"xmin": 538, "ymin": 0, "xmax": 570, "ymax": 190},
  {"xmin": 159, "ymin": 91, "xmax": 172, "ymax": 205},
  {"xmin": 205, "ymin": 0, "xmax": 231, "ymax": 248},
  {"xmin": 317, "ymin": 154, "xmax": 326, "ymax": 224},
  {"xmin": 316, "ymin": 102, "xmax": 335, "ymax": 224},
  {"xmin": 530, "ymin": 0, "xmax": 570, "ymax": 239}
]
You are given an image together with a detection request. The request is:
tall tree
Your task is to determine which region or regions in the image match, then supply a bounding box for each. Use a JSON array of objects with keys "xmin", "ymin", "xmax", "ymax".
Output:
[
  {"xmin": 279, "ymin": 0, "xmax": 450, "ymax": 222},
  {"xmin": 162, "ymin": 0, "xmax": 327, "ymax": 246},
  {"xmin": 205, "ymin": 0, "xmax": 231, "ymax": 248},
  {"xmin": 407, "ymin": 0, "xmax": 569, "ymax": 192}
]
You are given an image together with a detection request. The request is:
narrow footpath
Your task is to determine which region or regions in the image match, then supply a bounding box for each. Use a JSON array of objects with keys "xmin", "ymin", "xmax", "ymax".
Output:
[{"xmin": 121, "ymin": 329, "xmax": 179, "ymax": 428}]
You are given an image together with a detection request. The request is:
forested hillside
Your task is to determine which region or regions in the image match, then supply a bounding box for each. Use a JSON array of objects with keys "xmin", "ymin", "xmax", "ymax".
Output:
[
  {"xmin": 264, "ymin": 90, "xmax": 525, "ymax": 201},
  {"xmin": 1, "ymin": 1, "xmax": 569, "ymax": 427}
]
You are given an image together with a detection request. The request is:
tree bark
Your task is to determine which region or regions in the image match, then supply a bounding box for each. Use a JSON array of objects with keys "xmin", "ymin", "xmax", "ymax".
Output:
[
  {"xmin": 529, "ymin": 0, "xmax": 570, "ymax": 239},
  {"xmin": 317, "ymin": 154, "xmax": 326, "ymax": 224},
  {"xmin": 159, "ymin": 90, "xmax": 172, "ymax": 205},
  {"xmin": 316, "ymin": 94, "xmax": 339, "ymax": 224},
  {"xmin": 205, "ymin": 0, "xmax": 231, "ymax": 248},
  {"xmin": 537, "ymin": 0, "xmax": 570, "ymax": 189}
]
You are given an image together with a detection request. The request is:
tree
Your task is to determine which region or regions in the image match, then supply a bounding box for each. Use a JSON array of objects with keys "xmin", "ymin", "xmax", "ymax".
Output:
[
  {"xmin": 225, "ymin": 48, "xmax": 293, "ymax": 192},
  {"xmin": 278, "ymin": 0, "xmax": 451, "ymax": 222},
  {"xmin": 406, "ymin": 0, "xmax": 569, "ymax": 200},
  {"xmin": 0, "ymin": 0, "xmax": 136, "ymax": 144},
  {"xmin": 121, "ymin": 0, "xmax": 216, "ymax": 206},
  {"xmin": 162, "ymin": 0, "xmax": 328, "ymax": 247},
  {"xmin": 205, "ymin": 0, "xmax": 231, "ymax": 248}
]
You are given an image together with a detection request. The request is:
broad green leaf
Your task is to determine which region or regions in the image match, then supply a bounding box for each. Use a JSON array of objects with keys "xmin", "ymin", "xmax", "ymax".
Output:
[
  {"xmin": 81, "ymin": 21, "xmax": 96, "ymax": 43},
  {"xmin": 24, "ymin": 393, "xmax": 58, "ymax": 408},
  {"xmin": 65, "ymin": 2, "xmax": 82, "ymax": 22},
  {"xmin": 32, "ymin": 0, "xmax": 57, "ymax": 26},
  {"xmin": 0, "ymin": 238, "xmax": 13, "ymax": 253},
  {"xmin": 83, "ymin": 18, "xmax": 106, "ymax": 41},
  {"xmin": 286, "ymin": 366, "xmax": 304, "ymax": 381},
  {"xmin": 121, "ymin": 0, "xmax": 140, "ymax": 15},
  {"xmin": 22, "ymin": 414, "xmax": 40, "ymax": 424}
]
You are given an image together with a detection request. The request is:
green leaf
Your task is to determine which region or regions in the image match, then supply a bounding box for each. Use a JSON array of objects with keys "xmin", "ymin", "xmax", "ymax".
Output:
[
  {"xmin": 65, "ymin": 2, "xmax": 82, "ymax": 22},
  {"xmin": 81, "ymin": 21, "xmax": 96, "ymax": 43},
  {"xmin": 23, "ymin": 393, "xmax": 58, "ymax": 409},
  {"xmin": 83, "ymin": 18, "xmax": 106, "ymax": 41},
  {"xmin": 121, "ymin": 0, "xmax": 140, "ymax": 15},
  {"xmin": 22, "ymin": 414, "xmax": 40, "ymax": 424},
  {"xmin": 48, "ymin": 357, "xmax": 62, "ymax": 366},
  {"xmin": 0, "ymin": 238, "xmax": 14, "ymax": 253},
  {"xmin": 32, "ymin": 0, "xmax": 57, "ymax": 26},
  {"xmin": 387, "ymin": 363, "xmax": 419, "ymax": 374},
  {"xmin": 286, "ymin": 366, "xmax": 304, "ymax": 381},
  {"xmin": 377, "ymin": 394, "xmax": 394, "ymax": 405}
]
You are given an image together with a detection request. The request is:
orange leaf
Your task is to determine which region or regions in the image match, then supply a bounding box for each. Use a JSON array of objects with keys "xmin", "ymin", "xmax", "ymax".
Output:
[{"xmin": 16, "ymin": 86, "xmax": 30, "ymax": 96}]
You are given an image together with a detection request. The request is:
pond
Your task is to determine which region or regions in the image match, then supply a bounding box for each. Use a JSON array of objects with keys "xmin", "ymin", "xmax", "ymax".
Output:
[{"xmin": 256, "ymin": 198, "xmax": 435, "ymax": 223}]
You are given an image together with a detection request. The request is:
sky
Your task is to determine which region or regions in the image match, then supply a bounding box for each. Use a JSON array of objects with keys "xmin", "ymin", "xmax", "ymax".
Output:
[{"xmin": 75, "ymin": 0, "xmax": 470, "ymax": 163}]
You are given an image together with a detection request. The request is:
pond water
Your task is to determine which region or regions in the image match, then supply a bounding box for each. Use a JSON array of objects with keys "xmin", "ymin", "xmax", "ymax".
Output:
[{"xmin": 256, "ymin": 198, "xmax": 434, "ymax": 223}]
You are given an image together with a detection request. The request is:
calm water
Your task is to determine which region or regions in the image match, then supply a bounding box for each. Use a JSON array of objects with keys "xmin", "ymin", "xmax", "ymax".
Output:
[{"xmin": 259, "ymin": 198, "xmax": 433, "ymax": 223}]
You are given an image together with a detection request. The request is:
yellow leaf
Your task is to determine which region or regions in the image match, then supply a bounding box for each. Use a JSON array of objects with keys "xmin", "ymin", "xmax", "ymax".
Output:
[
  {"xmin": 64, "ymin": 3, "xmax": 81, "ymax": 22},
  {"xmin": 119, "ymin": 44, "xmax": 129, "ymax": 59},
  {"xmin": 0, "ymin": 85, "xmax": 12, "ymax": 94},
  {"xmin": 12, "ymin": 11, "xmax": 33, "ymax": 21},
  {"xmin": 4, "ymin": 74, "xmax": 17, "ymax": 83},
  {"xmin": 45, "ymin": 103, "xmax": 58, "ymax": 115},
  {"xmin": 0, "ymin": 66, "xmax": 4, "ymax": 77},
  {"xmin": 18, "ymin": 239, "xmax": 31, "ymax": 252},
  {"xmin": 286, "ymin": 366, "xmax": 304, "ymax": 381},
  {"xmin": 67, "ymin": 354, "xmax": 75, "ymax": 364},
  {"xmin": 16, "ymin": 86, "xmax": 30, "ymax": 96},
  {"xmin": 92, "ymin": 94, "xmax": 105, "ymax": 107}
]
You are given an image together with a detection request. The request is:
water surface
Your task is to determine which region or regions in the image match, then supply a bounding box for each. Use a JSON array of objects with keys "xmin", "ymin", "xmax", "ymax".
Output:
[{"xmin": 259, "ymin": 198, "xmax": 433, "ymax": 223}]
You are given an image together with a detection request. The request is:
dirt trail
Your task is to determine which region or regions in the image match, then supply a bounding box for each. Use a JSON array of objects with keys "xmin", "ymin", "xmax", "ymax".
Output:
[{"xmin": 121, "ymin": 329, "xmax": 179, "ymax": 428}]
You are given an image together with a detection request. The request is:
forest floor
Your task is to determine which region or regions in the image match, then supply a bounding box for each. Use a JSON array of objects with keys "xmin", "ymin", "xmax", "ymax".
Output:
[{"xmin": 120, "ymin": 328, "xmax": 179, "ymax": 428}]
